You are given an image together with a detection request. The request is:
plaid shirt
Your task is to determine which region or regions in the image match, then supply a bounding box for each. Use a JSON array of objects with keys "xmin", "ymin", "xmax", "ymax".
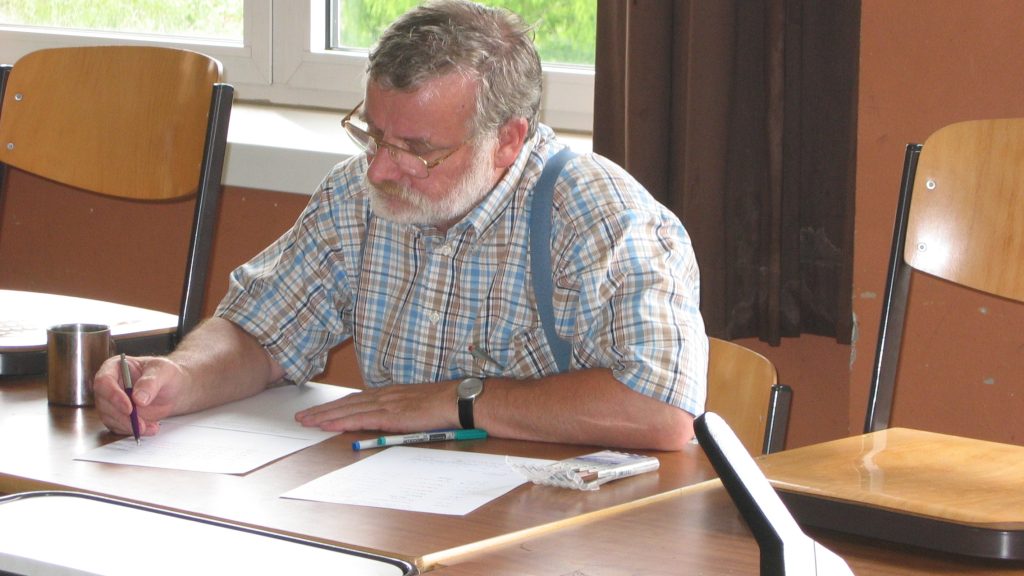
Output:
[{"xmin": 216, "ymin": 125, "xmax": 708, "ymax": 416}]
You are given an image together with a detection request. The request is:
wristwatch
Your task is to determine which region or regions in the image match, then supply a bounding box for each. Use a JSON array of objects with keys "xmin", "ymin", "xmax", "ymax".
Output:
[{"xmin": 457, "ymin": 377, "xmax": 485, "ymax": 429}]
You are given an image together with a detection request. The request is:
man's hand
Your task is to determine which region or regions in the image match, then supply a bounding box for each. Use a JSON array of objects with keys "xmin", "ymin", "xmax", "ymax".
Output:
[
  {"xmin": 295, "ymin": 380, "xmax": 459, "ymax": 433},
  {"xmin": 91, "ymin": 317, "xmax": 287, "ymax": 437},
  {"xmin": 93, "ymin": 355, "xmax": 189, "ymax": 437}
]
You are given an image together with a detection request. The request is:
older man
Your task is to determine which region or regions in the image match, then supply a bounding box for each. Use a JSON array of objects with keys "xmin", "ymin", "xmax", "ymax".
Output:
[{"xmin": 95, "ymin": 0, "xmax": 707, "ymax": 450}]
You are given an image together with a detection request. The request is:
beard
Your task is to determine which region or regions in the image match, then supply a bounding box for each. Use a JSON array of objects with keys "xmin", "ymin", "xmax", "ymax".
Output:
[{"xmin": 368, "ymin": 137, "xmax": 497, "ymax": 227}]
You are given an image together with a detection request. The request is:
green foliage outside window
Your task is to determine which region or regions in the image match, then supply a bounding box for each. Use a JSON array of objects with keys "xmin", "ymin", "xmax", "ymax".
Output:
[
  {"xmin": 0, "ymin": 1, "xmax": 594, "ymax": 66},
  {"xmin": 0, "ymin": 0, "xmax": 243, "ymax": 41},
  {"xmin": 335, "ymin": 0, "xmax": 596, "ymax": 66}
]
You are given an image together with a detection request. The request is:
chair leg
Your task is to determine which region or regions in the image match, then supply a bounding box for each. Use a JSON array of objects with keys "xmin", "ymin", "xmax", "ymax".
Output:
[{"xmin": 763, "ymin": 383, "xmax": 792, "ymax": 454}]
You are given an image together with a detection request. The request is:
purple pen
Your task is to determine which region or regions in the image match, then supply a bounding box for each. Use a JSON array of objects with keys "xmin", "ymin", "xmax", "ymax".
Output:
[{"xmin": 119, "ymin": 353, "xmax": 141, "ymax": 445}]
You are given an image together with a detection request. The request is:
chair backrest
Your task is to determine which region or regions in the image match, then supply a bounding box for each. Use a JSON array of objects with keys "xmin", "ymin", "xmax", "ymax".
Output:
[
  {"xmin": 705, "ymin": 337, "xmax": 791, "ymax": 455},
  {"xmin": 864, "ymin": 119, "xmax": 1024, "ymax": 432},
  {"xmin": 0, "ymin": 46, "xmax": 233, "ymax": 347}
]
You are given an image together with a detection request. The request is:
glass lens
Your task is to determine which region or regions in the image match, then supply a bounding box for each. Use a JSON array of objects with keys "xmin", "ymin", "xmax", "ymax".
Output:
[
  {"xmin": 343, "ymin": 118, "xmax": 429, "ymax": 178},
  {"xmin": 343, "ymin": 121, "xmax": 373, "ymax": 152}
]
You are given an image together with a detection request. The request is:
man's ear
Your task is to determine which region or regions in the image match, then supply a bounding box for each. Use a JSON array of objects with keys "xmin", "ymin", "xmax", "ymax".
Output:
[{"xmin": 494, "ymin": 117, "xmax": 529, "ymax": 168}]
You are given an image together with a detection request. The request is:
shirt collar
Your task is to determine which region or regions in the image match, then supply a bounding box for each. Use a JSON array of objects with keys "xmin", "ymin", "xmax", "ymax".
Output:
[{"xmin": 443, "ymin": 124, "xmax": 557, "ymax": 239}]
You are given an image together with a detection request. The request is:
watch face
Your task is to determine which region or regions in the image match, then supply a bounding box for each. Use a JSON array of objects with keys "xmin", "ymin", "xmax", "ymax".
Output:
[{"xmin": 458, "ymin": 377, "xmax": 484, "ymax": 399}]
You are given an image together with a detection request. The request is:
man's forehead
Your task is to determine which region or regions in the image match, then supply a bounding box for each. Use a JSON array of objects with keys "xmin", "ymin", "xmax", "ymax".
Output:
[
  {"xmin": 366, "ymin": 76, "xmax": 474, "ymax": 114},
  {"xmin": 363, "ymin": 76, "xmax": 476, "ymax": 138}
]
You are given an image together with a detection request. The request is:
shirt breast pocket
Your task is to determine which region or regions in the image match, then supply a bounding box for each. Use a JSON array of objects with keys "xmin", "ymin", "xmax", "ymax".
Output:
[{"xmin": 468, "ymin": 324, "xmax": 559, "ymax": 379}]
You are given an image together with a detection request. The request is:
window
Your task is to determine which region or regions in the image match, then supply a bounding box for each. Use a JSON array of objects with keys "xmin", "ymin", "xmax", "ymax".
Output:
[
  {"xmin": 0, "ymin": 1, "xmax": 243, "ymax": 42},
  {"xmin": 0, "ymin": 0, "xmax": 594, "ymax": 133},
  {"xmin": 329, "ymin": 0, "xmax": 596, "ymax": 66}
]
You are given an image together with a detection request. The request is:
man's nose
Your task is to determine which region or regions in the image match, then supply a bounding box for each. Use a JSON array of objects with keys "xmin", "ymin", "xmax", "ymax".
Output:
[{"xmin": 366, "ymin": 148, "xmax": 405, "ymax": 184}]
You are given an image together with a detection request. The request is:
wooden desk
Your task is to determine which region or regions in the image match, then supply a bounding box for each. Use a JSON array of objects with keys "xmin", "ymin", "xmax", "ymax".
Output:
[
  {"xmin": 0, "ymin": 376, "xmax": 716, "ymax": 572},
  {"xmin": 429, "ymin": 481, "xmax": 1024, "ymax": 575},
  {"xmin": 5, "ymin": 376, "xmax": 1022, "ymax": 574}
]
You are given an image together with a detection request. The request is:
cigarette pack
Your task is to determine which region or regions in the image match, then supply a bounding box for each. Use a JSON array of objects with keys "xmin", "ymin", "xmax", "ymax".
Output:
[{"xmin": 509, "ymin": 450, "xmax": 660, "ymax": 491}]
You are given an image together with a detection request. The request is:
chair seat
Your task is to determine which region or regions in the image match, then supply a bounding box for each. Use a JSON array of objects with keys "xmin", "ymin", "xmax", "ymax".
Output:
[
  {"xmin": 0, "ymin": 290, "xmax": 177, "ymax": 376},
  {"xmin": 762, "ymin": 427, "xmax": 1024, "ymax": 559},
  {"xmin": 0, "ymin": 289, "xmax": 177, "ymax": 350}
]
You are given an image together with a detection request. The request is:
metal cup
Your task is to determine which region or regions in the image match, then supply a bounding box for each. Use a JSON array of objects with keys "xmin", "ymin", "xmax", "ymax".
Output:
[{"xmin": 46, "ymin": 323, "xmax": 112, "ymax": 406}]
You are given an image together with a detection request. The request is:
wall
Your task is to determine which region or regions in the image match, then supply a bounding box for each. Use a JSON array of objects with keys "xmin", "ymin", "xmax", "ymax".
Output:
[
  {"xmin": 743, "ymin": 0, "xmax": 1024, "ymax": 449},
  {"xmin": 0, "ymin": 171, "xmax": 364, "ymax": 387},
  {"xmin": 851, "ymin": 0, "xmax": 1024, "ymax": 444}
]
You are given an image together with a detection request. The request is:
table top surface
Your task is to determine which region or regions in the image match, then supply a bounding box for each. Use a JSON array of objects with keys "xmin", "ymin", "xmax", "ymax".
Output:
[
  {"xmin": 6, "ymin": 373, "xmax": 1024, "ymax": 574},
  {"xmin": 0, "ymin": 376, "xmax": 716, "ymax": 572},
  {"xmin": 428, "ymin": 480, "xmax": 1024, "ymax": 576}
]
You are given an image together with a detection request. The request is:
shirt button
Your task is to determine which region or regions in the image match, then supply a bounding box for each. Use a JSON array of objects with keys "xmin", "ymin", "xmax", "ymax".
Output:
[
  {"xmin": 429, "ymin": 311, "xmax": 441, "ymax": 324},
  {"xmin": 437, "ymin": 244, "xmax": 453, "ymax": 256}
]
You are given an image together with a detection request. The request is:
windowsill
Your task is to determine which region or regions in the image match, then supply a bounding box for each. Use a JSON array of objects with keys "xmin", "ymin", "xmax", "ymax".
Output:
[{"xmin": 224, "ymin": 103, "xmax": 593, "ymax": 196}]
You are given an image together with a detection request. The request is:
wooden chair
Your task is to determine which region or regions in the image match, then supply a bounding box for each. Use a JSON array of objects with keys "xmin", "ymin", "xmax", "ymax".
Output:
[
  {"xmin": 705, "ymin": 337, "xmax": 791, "ymax": 455},
  {"xmin": 0, "ymin": 46, "xmax": 233, "ymax": 375},
  {"xmin": 864, "ymin": 119, "xmax": 1024, "ymax": 432},
  {"xmin": 762, "ymin": 122, "xmax": 1024, "ymax": 558}
]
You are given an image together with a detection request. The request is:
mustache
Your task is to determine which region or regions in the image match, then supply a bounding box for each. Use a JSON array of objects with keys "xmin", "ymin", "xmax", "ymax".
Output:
[
  {"xmin": 371, "ymin": 181, "xmax": 409, "ymax": 199},
  {"xmin": 370, "ymin": 181, "xmax": 427, "ymax": 207}
]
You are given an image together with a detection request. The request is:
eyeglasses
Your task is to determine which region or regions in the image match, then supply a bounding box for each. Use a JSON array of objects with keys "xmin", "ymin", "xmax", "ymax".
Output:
[{"xmin": 341, "ymin": 100, "xmax": 466, "ymax": 179}]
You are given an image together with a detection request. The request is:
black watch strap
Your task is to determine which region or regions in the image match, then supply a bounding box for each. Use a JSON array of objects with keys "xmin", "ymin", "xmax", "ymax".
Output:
[
  {"xmin": 458, "ymin": 396, "xmax": 475, "ymax": 430},
  {"xmin": 457, "ymin": 377, "xmax": 484, "ymax": 430}
]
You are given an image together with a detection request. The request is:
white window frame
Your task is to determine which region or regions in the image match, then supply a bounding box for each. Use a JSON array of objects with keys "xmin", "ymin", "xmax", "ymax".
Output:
[{"xmin": 0, "ymin": 0, "xmax": 593, "ymax": 133}]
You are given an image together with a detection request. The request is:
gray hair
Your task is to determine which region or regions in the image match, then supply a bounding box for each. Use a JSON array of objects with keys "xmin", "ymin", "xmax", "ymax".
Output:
[{"xmin": 366, "ymin": 0, "xmax": 543, "ymax": 138}]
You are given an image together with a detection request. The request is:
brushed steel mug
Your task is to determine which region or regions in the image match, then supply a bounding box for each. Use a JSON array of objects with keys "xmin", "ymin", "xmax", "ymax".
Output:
[{"xmin": 46, "ymin": 323, "xmax": 112, "ymax": 406}]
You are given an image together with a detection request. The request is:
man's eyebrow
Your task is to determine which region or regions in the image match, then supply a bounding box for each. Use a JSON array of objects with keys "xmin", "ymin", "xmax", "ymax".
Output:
[
  {"xmin": 402, "ymin": 136, "xmax": 436, "ymax": 152},
  {"xmin": 362, "ymin": 113, "xmax": 439, "ymax": 152}
]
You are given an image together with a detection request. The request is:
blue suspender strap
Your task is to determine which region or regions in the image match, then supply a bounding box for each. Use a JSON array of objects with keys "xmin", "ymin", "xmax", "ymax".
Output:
[{"xmin": 529, "ymin": 147, "xmax": 577, "ymax": 373}]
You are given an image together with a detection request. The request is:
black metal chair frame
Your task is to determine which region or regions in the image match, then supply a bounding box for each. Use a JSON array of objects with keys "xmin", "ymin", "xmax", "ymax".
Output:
[{"xmin": 0, "ymin": 51, "xmax": 233, "ymax": 375}]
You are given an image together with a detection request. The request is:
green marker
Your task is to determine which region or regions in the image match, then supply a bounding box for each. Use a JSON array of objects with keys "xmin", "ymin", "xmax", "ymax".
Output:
[{"xmin": 352, "ymin": 429, "xmax": 488, "ymax": 451}]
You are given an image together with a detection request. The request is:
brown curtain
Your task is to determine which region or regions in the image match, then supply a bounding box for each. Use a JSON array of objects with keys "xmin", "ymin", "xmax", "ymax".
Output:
[{"xmin": 594, "ymin": 0, "xmax": 858, "ymax": 345}]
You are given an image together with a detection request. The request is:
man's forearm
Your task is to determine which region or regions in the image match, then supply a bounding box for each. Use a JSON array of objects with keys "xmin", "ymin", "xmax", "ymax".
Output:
[
  {"xmin": 167, "ymin": 317, "xmax": 285, "ymax": 415},
  {"xmin": 475, "ymin": 368, "xmax": 696, "ymax": 451}
]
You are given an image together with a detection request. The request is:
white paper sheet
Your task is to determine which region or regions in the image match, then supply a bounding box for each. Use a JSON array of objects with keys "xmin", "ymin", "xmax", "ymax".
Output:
[
  {"xmin": 75, "ymin": 382, "xmax": 355, "ymax": 474},
  {"xmin": 282, "ymin": 446, "xmax": 555, "ymax": 516}
]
